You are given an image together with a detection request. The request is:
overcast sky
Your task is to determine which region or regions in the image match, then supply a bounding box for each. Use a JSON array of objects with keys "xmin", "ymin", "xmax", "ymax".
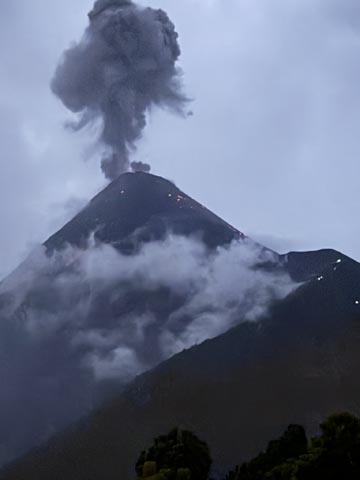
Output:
[{"xmin": 0, "ymin": 0, "xmax": 360, "ymax": 279}]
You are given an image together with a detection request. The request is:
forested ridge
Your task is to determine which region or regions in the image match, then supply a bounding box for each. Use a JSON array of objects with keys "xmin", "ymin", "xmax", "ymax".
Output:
[{"xmin": 136, "ymin": 412, "xmax": 360, "ymax": 480}]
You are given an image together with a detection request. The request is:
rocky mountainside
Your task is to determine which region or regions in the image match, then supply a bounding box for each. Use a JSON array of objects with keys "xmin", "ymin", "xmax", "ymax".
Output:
[
  {"xmin": 0, "ymin": 172, "xmax": 358, "ymax": 478},
  {"xmin": 45, "ymin": 171, "xmax": 243, "ymax": 252},
  {"xmin": 1, "ymin": 242, "xmax": 359, "ymax": 480},
  {"xmin": 0, "ymin": 172, "xmax": 263, "ymax": 466}
]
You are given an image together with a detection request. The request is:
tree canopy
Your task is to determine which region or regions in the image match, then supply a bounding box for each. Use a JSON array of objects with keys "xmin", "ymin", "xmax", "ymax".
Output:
[
  {"xmin": 136, "ymin": 428, "xmax": 211, "ymax": 480},
  {"xmin": 224, "ymin": 412, "xmax": 360, "ymax": 480},
  {"xmin": 136, "ymin": 413, "xmax": 360, "ymax": 480}
]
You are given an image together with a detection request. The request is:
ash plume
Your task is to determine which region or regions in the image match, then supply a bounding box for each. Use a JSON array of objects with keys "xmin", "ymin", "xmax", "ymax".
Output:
[{"xmin": 51, "ymin": 0, "xmax": 187, "ymax": 179}]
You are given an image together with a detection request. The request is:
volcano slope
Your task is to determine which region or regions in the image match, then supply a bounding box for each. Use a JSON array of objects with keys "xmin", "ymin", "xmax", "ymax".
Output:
[
  {"xmin": 0, "ymin": 172, "xmax": 287, "ymax": 466},
  {"xmin": 1, "ymin": 216, "xmax": 360, "ymax": 478},
  {"xmin": 45, "ymin": 171, "xmax": 243, "ymax": 252}
]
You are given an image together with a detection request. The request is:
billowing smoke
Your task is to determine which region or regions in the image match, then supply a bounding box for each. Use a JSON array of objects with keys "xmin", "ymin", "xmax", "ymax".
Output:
[{"xmin": 51, "ymin": 0, "xmax": 187, "ymax": 179}]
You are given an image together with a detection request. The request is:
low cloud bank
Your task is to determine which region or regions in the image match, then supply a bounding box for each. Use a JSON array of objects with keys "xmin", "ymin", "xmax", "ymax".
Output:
[
  {"xmin": 1, "ymin": 235, "xmax": 295, "ymax": 379},
  {"xmin": 0, "ymin": 234, "xmax": 296, "ymax": 464}
]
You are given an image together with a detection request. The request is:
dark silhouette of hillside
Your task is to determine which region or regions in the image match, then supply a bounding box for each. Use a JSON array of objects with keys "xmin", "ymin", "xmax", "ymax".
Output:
[
  {"xmin": 45, "ymin": 172, "xmax": 243, "ymax": 253},
  {"xmin": 225, "ymin": 412, "xmax": 360, "ymax": 479},
  {"xmin": 1, "ymin": 241, "xmax": 359, "ymax": 479}
]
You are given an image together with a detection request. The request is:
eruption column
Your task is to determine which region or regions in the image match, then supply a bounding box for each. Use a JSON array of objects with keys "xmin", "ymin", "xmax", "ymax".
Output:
[{"xmin": 52, "ymin": 0, "xmax": 187, "ymax": 179}]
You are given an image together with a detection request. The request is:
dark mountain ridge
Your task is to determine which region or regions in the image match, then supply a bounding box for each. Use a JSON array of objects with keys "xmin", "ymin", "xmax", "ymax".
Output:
[
  {"xmin": 0, "ymin": 172, "xmax": 272, "ymax": 467},
  {"xmin": 45, "ymin": 172, "xmax": 243, "ymax": 253},
  {"xmin": 1, "ymin": 245, "xmax": 359, "ymax": 480},
  {"xmin": 0, "ymin": 172, "xmax": 358, "ymax": 478}
]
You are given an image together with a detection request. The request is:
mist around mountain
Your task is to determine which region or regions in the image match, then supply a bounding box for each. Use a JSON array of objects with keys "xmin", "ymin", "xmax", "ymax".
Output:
[
  {"xmin": 0, "ymin": 173, "xmax": 359, "ymax": 479},
  {"xmin": 0, "ymin": 172, "xmax": 297, "ymax": 467}
]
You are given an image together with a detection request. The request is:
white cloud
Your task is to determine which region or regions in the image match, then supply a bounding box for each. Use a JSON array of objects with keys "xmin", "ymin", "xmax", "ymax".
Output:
[
  {"xmin": 90, "ymin": 346, "xmax": 144, "ymax": 381},
  {"xmin": 1, "ymin": 234, "xmax": 296, "ymax": 379}
]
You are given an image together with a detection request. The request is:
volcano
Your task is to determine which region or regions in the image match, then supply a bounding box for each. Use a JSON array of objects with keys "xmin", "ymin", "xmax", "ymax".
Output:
[
  {"xmin": 0, "ymin": 172, "xmax": 253, "ymax": 466},
  {"xmin": 0, "ymin": 172, "xmax": 359, "ymax": 479},
  {"xmin": 45, "ymin": 172, "xmax": 243, "ymax": 253}
]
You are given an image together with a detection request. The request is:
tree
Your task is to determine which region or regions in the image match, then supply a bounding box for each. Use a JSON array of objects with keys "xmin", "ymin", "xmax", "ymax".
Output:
[
  {"xmin": 136, "ymin": 428, "xmax": 211, "ymax": 480},
  {"xmin": 226, "ymin": 425, "xmax": 307, "ymax": 480},
  {"xmin": 224, "ymin": 412, "xmax": 360, "ymax": 480},
  {"xmin": 296, "ymin": 412, "xmax": 360, "ymax": 480}
]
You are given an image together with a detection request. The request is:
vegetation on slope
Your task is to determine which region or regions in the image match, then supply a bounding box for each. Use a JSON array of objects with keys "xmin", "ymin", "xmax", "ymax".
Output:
[
  {"xmin": 136, "ymin": 428, "xmax": 211, "ymax": 480},
  {"xmin": 138, "ymin": 412, "xmax": 360, "ymax": 480}
]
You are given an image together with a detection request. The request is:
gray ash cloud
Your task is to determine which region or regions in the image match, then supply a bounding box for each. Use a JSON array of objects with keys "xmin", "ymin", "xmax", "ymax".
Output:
[{"xmin": 51, "ymin": 0, "xmax": 187, "ymax": 179}]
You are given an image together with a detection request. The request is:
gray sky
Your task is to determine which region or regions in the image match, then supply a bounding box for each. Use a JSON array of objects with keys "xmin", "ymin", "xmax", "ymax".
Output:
[{"xmin": 0, "ymin": 0, "xmax": 360, "ymax": 279}]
